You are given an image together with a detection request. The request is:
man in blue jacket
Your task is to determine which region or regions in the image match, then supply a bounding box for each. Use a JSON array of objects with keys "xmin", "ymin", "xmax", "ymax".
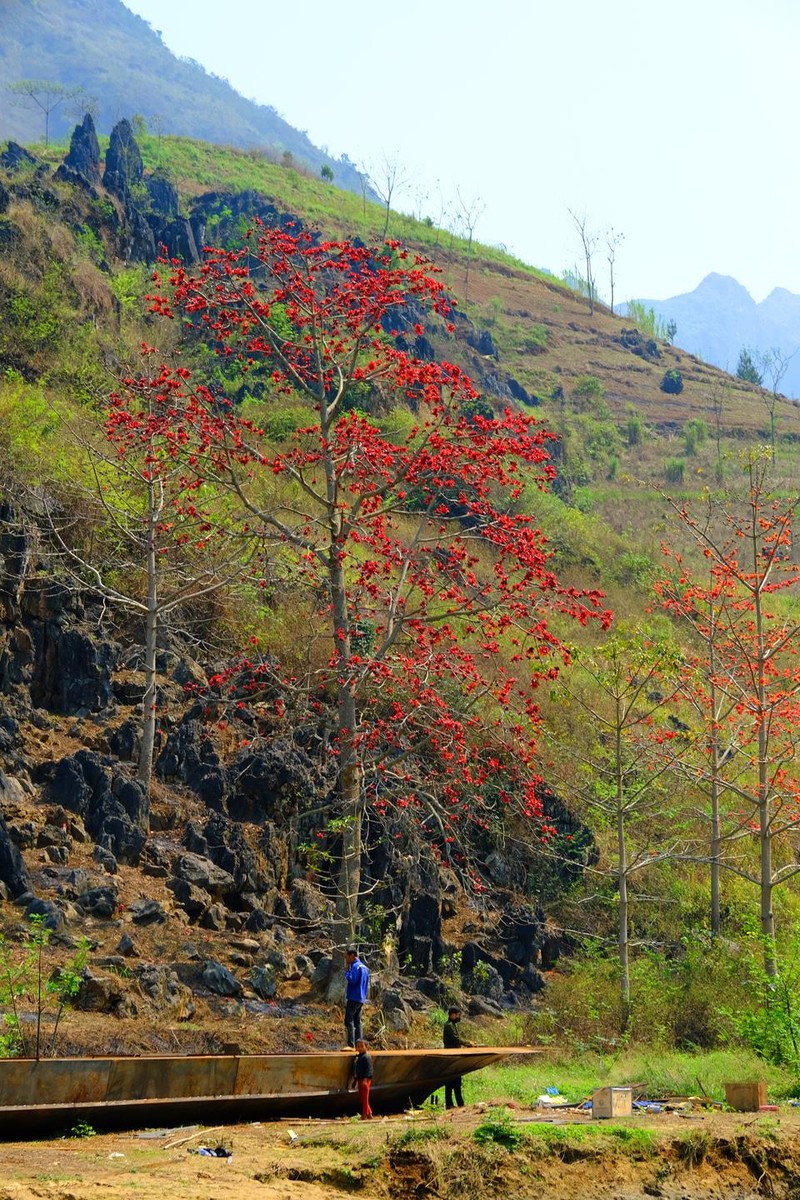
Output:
[{"xmin": 344, "ymin": 947, "xmax": 369, "ymax": 1047}]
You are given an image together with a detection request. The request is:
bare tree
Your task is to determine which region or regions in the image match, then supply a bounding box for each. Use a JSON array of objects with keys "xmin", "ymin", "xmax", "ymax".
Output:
[
  {"xmin": 707, "ymin": 378, "xmax": 730, "ymax": 482},
  {"xmin": 604, "ymin": 227, "xmax": 624, "ymax": 314},
  {"xmin": 568, "ymin": 208, "xmax": 598, "ymax": 315},
  {"xmin": 758, "ymin": 347, "xmax": 795, "ymax": 463},
  {"xmin": 369, "ymin": 154, "xmax": 409, "ymax": 240},
  {"xmin": 454, "ymin": 188, "xmax": 485, "ymax": 303}
]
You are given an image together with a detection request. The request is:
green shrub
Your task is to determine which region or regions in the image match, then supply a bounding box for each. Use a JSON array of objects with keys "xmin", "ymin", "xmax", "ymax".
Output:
[
  {"xmin": 661, "ymin": 369, "xmax": 684, "ymax": 394},
  {"xmin": 571, "ymin": 374, "xmax": 605, "ymax": 411},
  {"xmin": 473, "ymin": 1109, "xmax": 522, "ymax": 1150},
  {"xmin": 395, "ymin": 1125, "xmax": 450, "ymax": 1148},
  {"xmin": 683, "ymin": 418, "xmax": 708, "ymax": 455},
  {"xmin": 664, "ymin": 457, "xmax": 686, "ymax": 483},
  {"xmin": 521, "ymin": 325, "xmax": 549, "ymax": 353},
  {"xmin": 624, "ymin": 413, "xmax": 645, "ymax": 446}
]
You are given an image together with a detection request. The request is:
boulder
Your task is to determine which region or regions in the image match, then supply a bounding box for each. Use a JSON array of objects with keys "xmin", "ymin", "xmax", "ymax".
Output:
[
  {"xmin": 74, "ymin": 968, "xmax": 135, "ymax": 1016},
  {"xmin": 50, "ymin": 752, "xmax": 148, "ymax": 864},
  {"xmin": 24, "ymin": 897, "xmax": 64, "ymax": 931},
  {"xmin": 200, "ymin": 903, "xmax": 228, "ymax": 931},
  {"xmin": 0, "ymin": 812, "xmax": 31, "ymax": 897},
  {"xmin": 251, "ymin": 964, "xmax": 278, "ymax": 999},
  {"xmin": 115, "ymin": 932, "xmax": 140, "ymax": 957},
  {"xmin": 200, "ymin": 960, "xmax": 243, "ymax": 998},
  {"xmin": 171, "ymin": 852, "xmax": 236, "ymax": 898},
  {"xmin": 381, "ymin": 988, "xmax": 412, "ymax": 1032},
  {"xmin": 134, "ymin": 964, "xmax": 195, "ymax": 1019},
  {"xmin": 77, "ymin": 885, "xmax": 119, "ymax": 919},
  {"xmin": 129, "ymin": 899, "xmax": 167, "ymax": 926},
  {"xmin": 168, "ymin": 877, "xmax": 213, "ymax": 923}
]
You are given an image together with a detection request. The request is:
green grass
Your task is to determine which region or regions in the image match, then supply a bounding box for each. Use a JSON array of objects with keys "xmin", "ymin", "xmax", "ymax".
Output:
[
  {"xmin": 36, "ymin": 131, "xmax": 557, "ymax": 287},
  {"xmin": 465, "ymin": 1048, "xmax": 797, "ymax": 1107}
]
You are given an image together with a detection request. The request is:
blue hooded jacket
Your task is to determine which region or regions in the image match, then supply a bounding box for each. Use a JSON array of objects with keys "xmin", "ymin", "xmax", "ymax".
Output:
[{"xmin": 345, "ymin": 956, "xmax": 369, "ymax": 1002}]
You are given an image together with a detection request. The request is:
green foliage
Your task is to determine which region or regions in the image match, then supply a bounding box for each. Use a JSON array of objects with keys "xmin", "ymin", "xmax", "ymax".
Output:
[
  {"xmin": 0, "ymin": 376, "xmax": 65, "ymax": 476},
  {"xmin": 108, "ymin": 265, "xmax": 151, "ymax": 313},
  {"xmin": 571, "ymin": 374, "xmax": 605, "ymax": 411},
  {"xmin": 0, "ymin": 916, "xmax": 90, "ymax": 1059},
  {"xmin": 395, "ymin": 1125, "xmax": 451, "ymax": 1148},
  {"xmin": 675, "ymin": 1129, "xmax": 711, "ymax": 1166},
  {"xmin": 661, "ymin": 368, "xmax": 684, "ymax": 394},
  {"xmin": 64, "ymin": 1120, "xmax": 97, "ymax": 1139},
  {"xmin": 613, "ymin": 551, "xmax": 654, "ymax": 587},
  {"xmin": 736, "ymin": 347, "xmax": 763, "ymax": 385},
  {"xmin": 320, "ymin": 165, "xmax": 334, "ymax": 182},
  {"xmin": 683, "ymin": 417, "xmax": 708, "ymax": 455},
  {"xmin": 521, "ymin": 325, "xmax": 549, "ymax": 353},
  {"xmin": 258, "ymin": 405, "xmax": 311, "ymax": 442},
  {"xmin": 473, "ymin": 1108, "xmax": 523, "ymax": 1150},
  {"xmin": 624, "ymin": 411, "xmax": 645, "ymax": 446},
  {"xmin": 627, "ymin": 300, "xmax": 671, "ymax": 341},
  {"xmin": 664, "ymin": 457, "xmax": 686, "ymax": 483},
  {"xmin": 728, "ymin": 928, "xmax": 800, "ymax": 1066}
]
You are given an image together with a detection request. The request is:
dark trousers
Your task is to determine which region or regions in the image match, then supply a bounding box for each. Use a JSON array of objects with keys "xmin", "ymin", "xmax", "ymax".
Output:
[
  {"xmin": 356, "ymin": 1077, "xmax": 373, "ymax": 1119},
  {"xmin": 344, "ymin": 1000, "xmax": 364, "ymax": 1047},
  {"xmin": 445, "ymin": 1077, "xmax": 464, "ymax": 1109}
]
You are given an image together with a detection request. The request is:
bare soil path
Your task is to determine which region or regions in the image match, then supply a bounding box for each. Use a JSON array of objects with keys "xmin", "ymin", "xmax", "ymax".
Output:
[{"xmin": 1, "ymin": 1106, "xmax": 800, "ymax": 1200}]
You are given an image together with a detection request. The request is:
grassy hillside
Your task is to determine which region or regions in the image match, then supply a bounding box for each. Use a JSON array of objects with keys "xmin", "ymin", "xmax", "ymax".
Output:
[{"xmin": 3, "ymin": 126, "xmax": 800, "ymax": 1067}]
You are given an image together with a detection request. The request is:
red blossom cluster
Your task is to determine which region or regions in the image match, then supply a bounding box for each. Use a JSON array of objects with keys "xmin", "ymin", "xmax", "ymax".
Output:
[{"xmin": 143, "ymin": 227, "xmax": 612, "ymax": 873}]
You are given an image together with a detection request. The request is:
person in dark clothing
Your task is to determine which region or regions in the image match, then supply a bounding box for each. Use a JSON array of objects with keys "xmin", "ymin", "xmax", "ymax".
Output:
[
  {"xmin": 442, "ymin": 1006, "xmax": 473, "ymax": 1109},
  {"xmin": 344, "ymin": 947, "xmax": 369, "ymax": 1048},
  {"xmin": 352, "ymin": 1038, "xmax": 374, "ymax": 1119}
]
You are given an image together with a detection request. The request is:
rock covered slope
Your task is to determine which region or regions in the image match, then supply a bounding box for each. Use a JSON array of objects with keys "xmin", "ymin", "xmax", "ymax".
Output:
[
  {"xmin": 0, "ymin": 497, "xmax": 568, "ymax": 1053},
  {"xmin": 0, "ymin": 124, "xmax": 579, "ymax": 1053}
]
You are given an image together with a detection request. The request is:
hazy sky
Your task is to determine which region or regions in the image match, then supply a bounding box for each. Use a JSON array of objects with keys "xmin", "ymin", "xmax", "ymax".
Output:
[{"xmin": 121, "ymin": 0, "xmax": 799, "ymax": 304}]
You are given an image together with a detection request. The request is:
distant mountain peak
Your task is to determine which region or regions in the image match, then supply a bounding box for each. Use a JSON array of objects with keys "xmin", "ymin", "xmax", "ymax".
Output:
[
  {"xmin": 630, "ymin": 274, "xmax": 800, "ymax": 397},
  {"xmin": 691, "ymin": 273, "xmax": 755, "ymax": 304}
]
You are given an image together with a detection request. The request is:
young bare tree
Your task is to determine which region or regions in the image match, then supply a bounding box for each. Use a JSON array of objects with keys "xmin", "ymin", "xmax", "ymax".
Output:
[
  {"xmin": 455, "ymin": 188, "xmax": 485, "ymax": 302},
  {"xmin": 604, "ymin": 227, "xmax": 624, "ymax": 315},
  {"xmin": 707, "ymin": 378, "xmax": 730, "ymax": 481},
  {"xmin": 368, "ymin": 154, "xmax": 409, "ymax": 240},
  {"xmin": 759, "ymin": 347, "xmax": 794, "ymax": 463},
  {"xmin": 658, "ymin": 450, "xmax": 800, "ymax": 976},
  {"xmin": 568, "ymin": 208, "xmax": 598, "ymax": 315}
]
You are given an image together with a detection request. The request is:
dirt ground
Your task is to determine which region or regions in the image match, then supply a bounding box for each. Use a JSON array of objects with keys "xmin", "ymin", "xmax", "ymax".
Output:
[{"xmin": 2, "ymin": 1105, "xmax": 800, "ymax": 1200}]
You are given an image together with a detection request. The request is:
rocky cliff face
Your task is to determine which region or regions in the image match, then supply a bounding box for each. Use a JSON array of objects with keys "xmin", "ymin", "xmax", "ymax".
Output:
[{"xmin": 0, "ymin": 491, "xmax": 590, "ymax": 1048}]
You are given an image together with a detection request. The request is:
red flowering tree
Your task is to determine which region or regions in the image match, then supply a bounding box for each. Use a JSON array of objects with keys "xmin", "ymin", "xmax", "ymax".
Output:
[
  {"xmin": 41, "ymin": 348, "xmax": 254, "ymax": 797},
  {"xmin": 657, "ymin": 450, "xmax": 800, "ymax": 974},
  {"xmin": 147, "ymin": 226, "xmax": 611, "ymax": 946}
]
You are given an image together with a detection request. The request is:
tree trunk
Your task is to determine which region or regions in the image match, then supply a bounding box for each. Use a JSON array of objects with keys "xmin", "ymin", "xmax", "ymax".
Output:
[
  {"xmin": 616, "ymin": 720, "xmax": 630, "ymax": 1021},
  {"xmin": 136, "ymin": 481, "xmax": 158, "ymax": 802}
]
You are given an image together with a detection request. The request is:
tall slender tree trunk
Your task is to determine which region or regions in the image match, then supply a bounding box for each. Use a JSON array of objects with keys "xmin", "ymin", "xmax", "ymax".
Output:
[
  {"xmin": 615, "ymin": 717, "xmax": 630, "ymax": 1021},
  {"xmin": 753, "ymin": 542, "xmax": 777, "ymax": 977},
  {"xmin": 137, "ymin": 481, "xmax": 158, "ymax": 800},
  {"xmin": 708, "ymin": 608, "xmax": 722, "ymax": 936}
]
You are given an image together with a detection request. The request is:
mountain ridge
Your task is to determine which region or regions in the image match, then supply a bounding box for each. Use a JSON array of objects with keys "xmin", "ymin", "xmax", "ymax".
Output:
[
  {"xmin": 0, "ymin": 0, "xmax": 366, "ymax": 195},
  {"xmin": 633, "ymin": 271, "xmax": 800, "ymax": 394}
]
